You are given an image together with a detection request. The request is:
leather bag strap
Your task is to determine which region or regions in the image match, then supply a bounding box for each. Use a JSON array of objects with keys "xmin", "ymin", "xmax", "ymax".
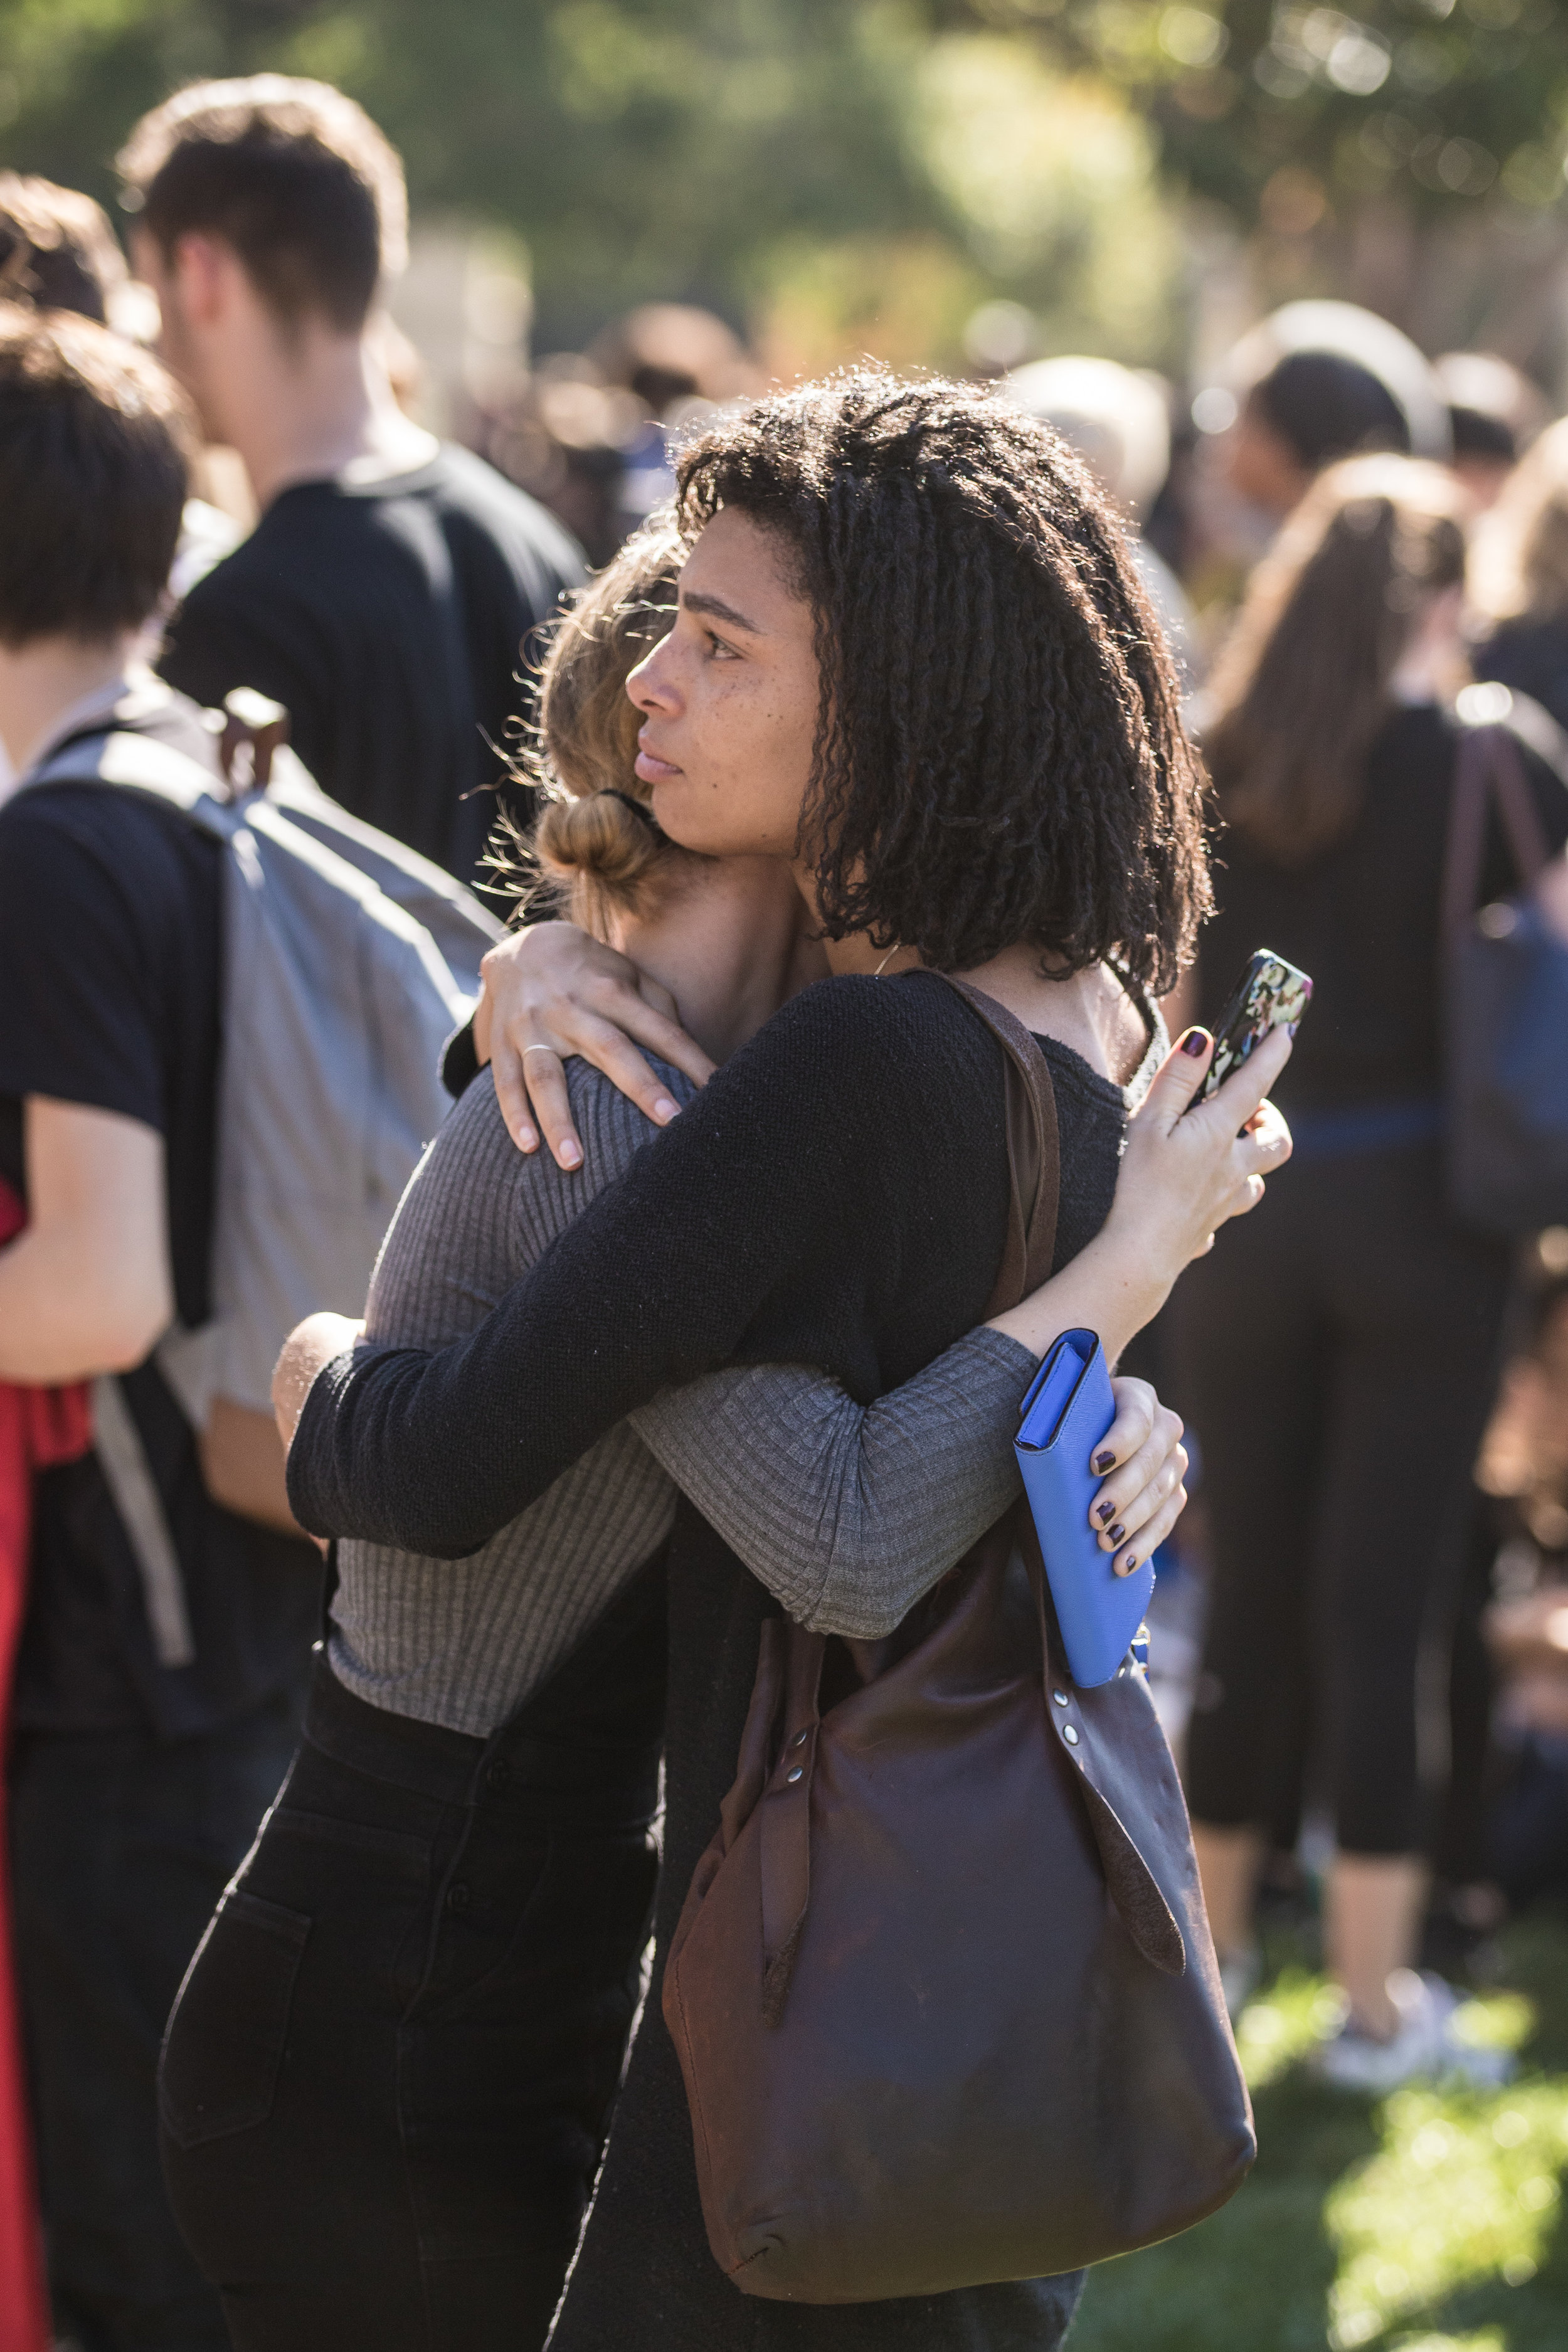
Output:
[
  {"xmin": 754, "ymin": 975, "xmax": 1063, "ymax": 2022},
  {"xmin": 1443, "ymin": 723, "xmax": 1550, "ymax": 948},
  {"xmin": 936, "ymin": 977, "xmax": 1061, "ymax": 1310},
  {"xmin": 759, "ymin": 1627, "xmax": 828, "ymax": 2023}
]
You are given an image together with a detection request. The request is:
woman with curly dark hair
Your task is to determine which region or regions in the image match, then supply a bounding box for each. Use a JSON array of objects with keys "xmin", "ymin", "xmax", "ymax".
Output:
[{"xmin": 278, "ymin": 372, "xmax": 1291, "ymax": 2350}]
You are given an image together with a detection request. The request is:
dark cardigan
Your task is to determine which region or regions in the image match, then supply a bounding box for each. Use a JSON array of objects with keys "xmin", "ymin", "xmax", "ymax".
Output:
[{"xmin": 289, "ymin": 969, "xmax": 1131, "ymax": 2351}]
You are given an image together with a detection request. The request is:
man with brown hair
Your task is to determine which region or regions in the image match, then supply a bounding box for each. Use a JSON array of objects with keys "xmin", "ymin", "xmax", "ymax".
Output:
[
  {"xmin": 0, "ymin": 308, "xmax": 320, "ymax": 2352},
  {"xmin": 122, "ymin": 75, "xmax": 582, "ymax": 885}
]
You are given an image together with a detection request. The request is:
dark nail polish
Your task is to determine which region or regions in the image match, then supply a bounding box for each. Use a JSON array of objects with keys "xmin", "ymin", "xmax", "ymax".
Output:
[
  {"xmin": 1181, "ymin": 1028, "xmax": 1210, "ymax": 1057},
  {"xmin": 1096, "ymin": 1499, "xmax": 1116, "ymax": 1524},
  {"xmin": 1120, "ymin": 1554, "xmax": 1136, "ymax": 1576},
  {"xmin": 1109, "ymin": 1524, "xmax": 1125, "ymax": 1546},
  {"xmin": 1094, "ymin": 1449, "xmax": 1115, "ymax": 1473}
]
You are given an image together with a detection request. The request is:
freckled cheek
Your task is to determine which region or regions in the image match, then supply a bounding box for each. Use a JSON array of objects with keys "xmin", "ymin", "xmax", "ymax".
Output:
[{"xmin": 696, "ymin": 675, "xmax": 772, "ymax": 784}]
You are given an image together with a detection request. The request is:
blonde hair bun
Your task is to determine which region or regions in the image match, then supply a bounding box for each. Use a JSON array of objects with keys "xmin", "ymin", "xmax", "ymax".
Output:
[
  {"xmin": 488, "ymin": 515, "xmax": 691, "ymax": 935},
  {"xmin": 534, "ymin": 790, "xmax": 663, "ymax": 898}
]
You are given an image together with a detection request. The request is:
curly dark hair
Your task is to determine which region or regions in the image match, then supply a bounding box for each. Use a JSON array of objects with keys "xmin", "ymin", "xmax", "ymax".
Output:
[{"xmin": 674, "ymin": 369, "xmax": 1209, "ymax": 990}]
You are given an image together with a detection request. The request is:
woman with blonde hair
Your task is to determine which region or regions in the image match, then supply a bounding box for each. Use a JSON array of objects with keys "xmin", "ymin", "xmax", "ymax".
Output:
[
  {"xmin": 1175, "ymin": 453, "xmax": 1568, "ymax": 2085},
  {"xmin": 161, "ymin": 512, "xmax": 1202, "ymax": 2352}
]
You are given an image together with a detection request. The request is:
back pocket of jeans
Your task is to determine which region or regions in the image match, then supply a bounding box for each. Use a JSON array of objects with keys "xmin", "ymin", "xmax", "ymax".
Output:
[{"xmin": 159, "ymin": 1888, "xmax": 310, "ymax": 2150}]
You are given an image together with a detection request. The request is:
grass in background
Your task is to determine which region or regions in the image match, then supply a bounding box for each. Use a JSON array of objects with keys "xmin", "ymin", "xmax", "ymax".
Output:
[{"xmin": 1067, "ymin": 1913, "xmax": 1568, "ymax": 2352}]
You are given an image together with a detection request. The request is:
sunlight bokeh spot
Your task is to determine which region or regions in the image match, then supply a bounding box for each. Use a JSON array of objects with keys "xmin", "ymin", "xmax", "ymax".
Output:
[
  {"xmin": 1233, "ymin": 1968, "xmax": 1343, "ymax": 2089},
  {"xmin": 1451, "ymin": 1993, "xmax": 1536, "ymax": 2054},
  {"xmin": 1327, "ymin": 2082, "xmax": 1568, "ymax": 2346},
  {"xmin": 1387, "ymin": 2333, "xmax": 1505, "ymax": 2351}
]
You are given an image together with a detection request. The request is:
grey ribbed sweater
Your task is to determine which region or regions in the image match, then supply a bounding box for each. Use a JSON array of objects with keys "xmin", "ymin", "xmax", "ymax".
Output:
[{"xmin": 329, "ymin": 1060, "xmax": 1040, "ymax": 1735}]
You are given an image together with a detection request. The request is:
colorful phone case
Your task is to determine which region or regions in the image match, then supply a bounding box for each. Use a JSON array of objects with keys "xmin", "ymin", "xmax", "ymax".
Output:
[
  {"xmin": 1015, "ymin": 1328, "xmax": 1155, "ymax": 1688},
  {"xmin": 1199, "ymin": 947, "xmax": 1313, "ymax": 1101}
]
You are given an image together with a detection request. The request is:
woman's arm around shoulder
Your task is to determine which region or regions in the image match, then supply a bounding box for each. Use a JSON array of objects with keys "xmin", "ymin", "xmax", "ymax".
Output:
[
  {"xmin": 632, "ymin": 1340, "xmax": 1186, "ymax": 1637},
  {"xmin": 285, "ymin": 975, "xmax": 982, "ymax": 1557}
]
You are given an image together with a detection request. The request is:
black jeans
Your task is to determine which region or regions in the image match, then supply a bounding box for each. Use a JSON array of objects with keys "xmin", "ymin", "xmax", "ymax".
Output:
[
  {"xmin": 158, "ymin": 1566, "xmax": 665, "ymax": 2352},
  {"xmin": 9, "ymin": 1692, "xmax": 302, "ymax": 2352},
  {"xmin": 1170, "ymin": 1143, "xmax": 1512, "ymax": 1858}
]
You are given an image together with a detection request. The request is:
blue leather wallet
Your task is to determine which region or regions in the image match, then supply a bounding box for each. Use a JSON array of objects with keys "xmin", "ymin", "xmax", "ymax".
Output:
[{"xmin": 1015, "ymin": 1329, "xmax": 1155, "ymax": 1688}]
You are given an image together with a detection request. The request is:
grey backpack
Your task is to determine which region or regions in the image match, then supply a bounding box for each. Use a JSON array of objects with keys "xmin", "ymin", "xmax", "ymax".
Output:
[{"xmin": 26, "ymin": 697, "xmax": 502, "ymax": 1654}]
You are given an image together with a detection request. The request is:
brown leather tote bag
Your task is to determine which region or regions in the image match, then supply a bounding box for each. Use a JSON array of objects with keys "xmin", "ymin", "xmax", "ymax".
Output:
[{"xmin": 662, "ymin": 978, "xmax": 1255, "ymax": 2306}]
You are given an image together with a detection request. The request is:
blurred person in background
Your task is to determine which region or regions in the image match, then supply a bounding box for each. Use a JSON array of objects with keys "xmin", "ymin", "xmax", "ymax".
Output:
[
  {"xmin": 1436, "ymin": 350, "xmax": 1549, "ymax": 514},
  {"xmin": 1470, "ymin": 417, "xmax": 1568, "ymax": 736},
  {"xmin": 487, "ymin": 302, "xmax": 759, "ymax": 567},
  {"xmin": 0, "ymin": 174, "xmax": 241, "ymax": 806},
  {"xmin": 1466, "ymin": 1251, "xmax": 1568, "ymax": 1910},
  {"xmin": 1475, "ymin": 1266, "xmax": 1568, "ymax": 1910},
  {"xmin": 1002, "ymin": 354, "xmax": 1199, "ymax": 691},
  {"xmin": 1170, "ymin": 455, "xmax": 1568, "ymax": 2089},
  {"xmin": 0, "ymin": 171, "xmax": 133, "ymax": 326},
  {"xmin": 0, "ymin": 310, "xmax": 320, "ymax": 2352},
  {"xmin": 1209, "ymin": 300, "xmax": 1450, "ymax": 529},
  {"xmin": 482, "ymin": 359, "xmax": 643, "ymax": 572},
  {"xmin": 589, "ymin": 301, "xmax": 759, "ymax": 541},
  {"xmin": 122, "ymin": 76, "xmax": 584, "ymax": 890}
]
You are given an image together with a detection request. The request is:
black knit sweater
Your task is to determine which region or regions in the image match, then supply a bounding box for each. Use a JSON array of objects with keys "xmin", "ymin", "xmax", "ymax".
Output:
[
  {"xmin": 290, "ymin": 968, "xmax": 1131, "ymax": 2352},
  {"xmin": 289, "ymin": 968, "xmax": 1128, "ymax": 1560}
]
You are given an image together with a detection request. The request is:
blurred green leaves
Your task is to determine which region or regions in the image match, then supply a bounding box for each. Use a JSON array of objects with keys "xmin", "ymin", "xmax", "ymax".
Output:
[
  {"xmin": 917, "ymin": 34, "xmax": 1180, "ymax": 348},
  {"xmin": 978, "ymin": 0, "xmax": 1568, "ymax": 228},
  {"xmin": 0, "ymin": 0, "xmax": 1562, "ymax": 362}
]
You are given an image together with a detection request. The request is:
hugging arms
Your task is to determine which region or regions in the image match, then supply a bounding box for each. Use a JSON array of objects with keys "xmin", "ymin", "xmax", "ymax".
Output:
[{"xmin": 280, "ymin": 936, "xmax": 1288, "ymax": 1596}]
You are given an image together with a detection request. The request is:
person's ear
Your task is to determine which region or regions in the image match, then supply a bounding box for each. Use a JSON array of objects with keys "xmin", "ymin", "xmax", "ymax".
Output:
[{"xmin": 168, "ymin": 231, "xmax": 231, "ymax": 329}]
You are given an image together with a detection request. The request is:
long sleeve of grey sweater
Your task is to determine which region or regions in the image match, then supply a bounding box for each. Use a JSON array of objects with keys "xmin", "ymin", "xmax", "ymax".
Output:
[{"xmin": 329, "ymin": 1060, "xmax": 1037, "ymax": 1734}]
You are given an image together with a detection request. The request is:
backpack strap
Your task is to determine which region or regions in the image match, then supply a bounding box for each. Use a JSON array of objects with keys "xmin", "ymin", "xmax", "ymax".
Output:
[
  {"xmin": 933, "ymin": 975, "xmax": 1061, "ymax": 1311},
  {"xmin": 23, "ymin": 726, "xmax": 235, "ymax": 840},
  {"xmin": 88, "ymin": 1377, "xmax": 196, "ymax": 1669},
  {"xmin": 16, "ymin": 724, "xmax": 227, "ymax": 1667}
]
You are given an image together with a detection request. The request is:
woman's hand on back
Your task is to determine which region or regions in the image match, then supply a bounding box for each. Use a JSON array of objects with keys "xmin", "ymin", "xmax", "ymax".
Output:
[{"xmin": 476, "ymin": 923, "xmax": 714, "ymax": 1168}]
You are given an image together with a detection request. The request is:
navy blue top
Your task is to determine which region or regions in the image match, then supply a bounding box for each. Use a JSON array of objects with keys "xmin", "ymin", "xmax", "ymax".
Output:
[{"xmin": 1201, "ymin": 701, "xmax": 1568, "ymax": 1119}]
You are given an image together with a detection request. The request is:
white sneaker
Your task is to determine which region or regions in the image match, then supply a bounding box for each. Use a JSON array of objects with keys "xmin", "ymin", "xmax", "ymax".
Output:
[
  {"xmin": 1217, "ymin": 1944, "xmax": 1261, "ymax": 2022},
  {"xmin": 1313, "ymin": 1970, "xmax": 1515, "ymax": 2093}
]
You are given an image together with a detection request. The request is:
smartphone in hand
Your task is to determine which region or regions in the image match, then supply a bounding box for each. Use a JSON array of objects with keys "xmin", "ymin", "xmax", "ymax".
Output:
[{"xmin": 1195, "ymin": 948, "xmax": 1313, "ymax": 1104}]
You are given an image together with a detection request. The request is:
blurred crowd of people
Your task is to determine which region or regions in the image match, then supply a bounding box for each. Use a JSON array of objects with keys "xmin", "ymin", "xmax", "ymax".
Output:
[{"xmin": 5, "ymin": 53, "xmax": 1568, "ymax": 2352}]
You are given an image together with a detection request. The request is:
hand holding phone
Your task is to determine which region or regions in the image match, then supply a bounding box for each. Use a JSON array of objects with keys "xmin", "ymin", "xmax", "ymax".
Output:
[{"xmin": 1194, "ymin": 948, "xmax": 1313, "ymax": 1105}]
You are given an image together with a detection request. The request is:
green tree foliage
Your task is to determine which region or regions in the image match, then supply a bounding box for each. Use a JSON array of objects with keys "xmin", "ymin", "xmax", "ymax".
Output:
[
  {"xmin": 0, "ymin": 1, "xmax": 1562, "ymax": 361},
  {"xmin": 959, "ymin": 0, "xmax": 1568, "ymax": 225},
  {"xmin": 0, "ymin": 1, "xmax": 933, "ymax": 338}
]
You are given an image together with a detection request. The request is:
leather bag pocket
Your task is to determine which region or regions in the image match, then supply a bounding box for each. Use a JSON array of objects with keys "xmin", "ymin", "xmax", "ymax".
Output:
[{"xmin": 159, "ymin": 1888, "xmax": 310, "ymax": 2150}]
